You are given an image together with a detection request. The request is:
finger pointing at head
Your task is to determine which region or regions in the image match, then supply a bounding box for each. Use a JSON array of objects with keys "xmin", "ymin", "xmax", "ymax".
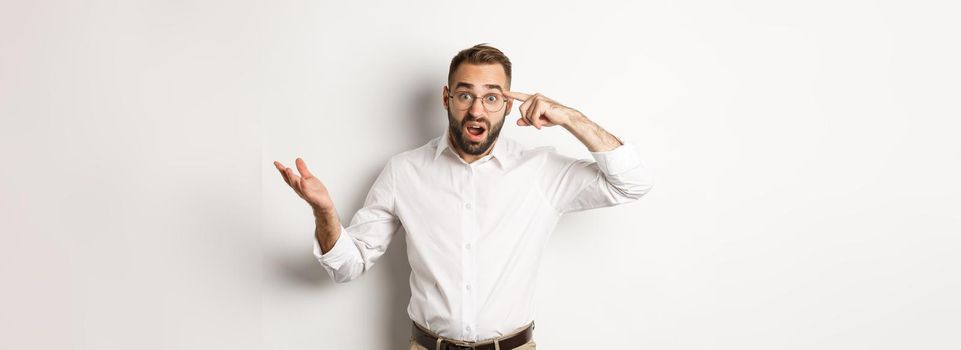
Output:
[{"xmin": 503, "ymin": 90, "xmax": 530, "ymax": 102}]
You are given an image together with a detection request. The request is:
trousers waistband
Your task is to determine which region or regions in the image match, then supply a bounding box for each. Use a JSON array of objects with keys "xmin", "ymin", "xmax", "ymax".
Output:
[{"xmin": 411, "ymin": 321, "xmax": 534, "ymax": 350}]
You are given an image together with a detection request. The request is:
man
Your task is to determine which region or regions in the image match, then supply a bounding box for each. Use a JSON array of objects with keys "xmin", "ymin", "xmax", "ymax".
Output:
[{"xmin": 273, "ymin": 44, "xmax": 654, "ymax": 350}]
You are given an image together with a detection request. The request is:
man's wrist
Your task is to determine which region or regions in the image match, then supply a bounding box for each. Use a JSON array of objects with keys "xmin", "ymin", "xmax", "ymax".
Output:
[
  {"xmin": 312, "ymin": 205, "xmax": 336, "ymax": 218},
  {"xmin": 561, "ymin": 110, "xmax": 586, "ymax": 130},
  {"xmin": 312, "ymin": 206, "xmax": 341, "ymax": 255}
]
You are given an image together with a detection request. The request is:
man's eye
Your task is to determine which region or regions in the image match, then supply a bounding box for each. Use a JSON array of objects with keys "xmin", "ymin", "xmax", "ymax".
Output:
[
  {"xmin": 484, "ymin": 95, "xmax": 499, "ymax": 103},
  {"xmin": 456, "ymin": 93, "xmax": 472, "ymax": 101}
]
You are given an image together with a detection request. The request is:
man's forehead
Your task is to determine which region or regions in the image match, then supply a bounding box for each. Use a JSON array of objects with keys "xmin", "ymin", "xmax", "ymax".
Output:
[{"xmin": 450, "ymin": 64, "xmax": 508, "ymax": 90}]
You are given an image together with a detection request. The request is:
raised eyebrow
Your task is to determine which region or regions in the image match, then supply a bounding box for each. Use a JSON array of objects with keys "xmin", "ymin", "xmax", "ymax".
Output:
[
  {"xmin": 453, "ymin": 82, "xmax": 504, "ymax": 93},
  {"xmin": 484, "ymin": 84, "xmax": 504, "ymax": 92}
]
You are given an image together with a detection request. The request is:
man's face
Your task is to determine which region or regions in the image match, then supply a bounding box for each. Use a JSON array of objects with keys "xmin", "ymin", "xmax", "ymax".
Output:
[{"xmin": 443, "ymin": 63, "xmax": 513, "ymax": 156}]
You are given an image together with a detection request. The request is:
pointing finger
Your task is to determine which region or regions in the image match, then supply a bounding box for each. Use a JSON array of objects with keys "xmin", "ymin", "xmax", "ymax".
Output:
[{"xmin": 502, "ymin": 90, "xmax": 530, "ymax": 102}]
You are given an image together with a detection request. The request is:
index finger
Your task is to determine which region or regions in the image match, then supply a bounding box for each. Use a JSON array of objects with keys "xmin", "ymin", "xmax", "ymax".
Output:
[
  {"xmin": 273, "ymin": 161, "xmax": 291, "ymax": 184},
  {"xmin": 502, "ymin": 90, "xmax": 530, "ymax": 101}
]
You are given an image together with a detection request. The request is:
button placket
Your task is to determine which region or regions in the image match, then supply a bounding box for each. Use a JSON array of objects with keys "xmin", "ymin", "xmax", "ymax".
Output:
[{"xmin": 460, "ymin": 165, "xmax": 477, "ymax": 340}]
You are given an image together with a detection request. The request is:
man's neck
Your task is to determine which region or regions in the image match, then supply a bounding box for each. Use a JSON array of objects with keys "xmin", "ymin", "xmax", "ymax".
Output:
[{"xmin": 448, "ymin": 132, "xmax": 495, "ymax": 164}]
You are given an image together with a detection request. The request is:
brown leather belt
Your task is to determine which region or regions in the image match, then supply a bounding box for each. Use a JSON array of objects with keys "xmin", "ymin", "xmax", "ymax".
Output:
[{"xmin": 412, "ymin": 321, "xmax": 534, "ymax": 350}]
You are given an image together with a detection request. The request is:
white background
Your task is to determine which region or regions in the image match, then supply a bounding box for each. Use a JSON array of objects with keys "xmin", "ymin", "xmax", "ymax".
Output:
[{"xmin": 2, "ymin": 0, "xmax": 959, "ymax": 349}]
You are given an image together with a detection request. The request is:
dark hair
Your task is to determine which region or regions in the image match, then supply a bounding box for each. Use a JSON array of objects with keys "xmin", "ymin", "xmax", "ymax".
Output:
[{"xmin": 448, "ymin": 43, "xmax": 512, "ymax": 87}]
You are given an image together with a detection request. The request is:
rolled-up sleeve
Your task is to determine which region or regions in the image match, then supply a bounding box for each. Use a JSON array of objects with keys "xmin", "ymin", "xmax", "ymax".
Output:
[
  {"xmin": 311, "ymin": 158, "xmax": 402, "ymax": 283},
  {"xmin": 540, "ymin": 142, "xmax": 654, "ymax": 214},
  {"xmin": 312, "ymin": 225, "xmax": 354, "ymax": 270}
]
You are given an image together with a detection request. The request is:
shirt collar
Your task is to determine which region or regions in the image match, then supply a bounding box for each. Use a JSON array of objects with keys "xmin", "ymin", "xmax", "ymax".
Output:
[{"xmin": 433, "ymin": 127, "xmax": 513, "ymax": 168}]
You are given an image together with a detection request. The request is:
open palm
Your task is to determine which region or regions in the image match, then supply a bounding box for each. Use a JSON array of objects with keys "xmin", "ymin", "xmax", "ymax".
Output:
[{"xmin": 273, "ymin": 158, "xmax": 333, "ymax": 211}]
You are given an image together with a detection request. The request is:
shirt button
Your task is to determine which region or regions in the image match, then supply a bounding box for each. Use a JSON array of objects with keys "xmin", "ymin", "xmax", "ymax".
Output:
[
  {"xmin": 465, "ymin": 202, "xmax": 472, "ymax": 209},
  {"xmin": 466, "ymin": 283, "xmax": 472, "ymax": 291},
  {"xmin": 466, "ymin": 325, "xmax": 472, "ymax": 332},
  {"xmin": 464, "ymin": 243, "xmax": 472, "ymax": 250}
]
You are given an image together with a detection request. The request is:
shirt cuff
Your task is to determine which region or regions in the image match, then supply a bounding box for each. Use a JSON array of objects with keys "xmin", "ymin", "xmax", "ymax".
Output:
[
  {"xmin": 589, "ymin": 142, "xmax": 642, "ymax": 175},
  {"xmin": 312, "ymin": 225, "xmax": 352, "ymax": 270}
]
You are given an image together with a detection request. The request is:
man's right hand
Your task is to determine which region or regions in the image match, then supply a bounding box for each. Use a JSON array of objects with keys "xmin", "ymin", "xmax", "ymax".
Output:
[{"xmin": 274, "ymin": 158, "xmax": 334, "ymax": 213}]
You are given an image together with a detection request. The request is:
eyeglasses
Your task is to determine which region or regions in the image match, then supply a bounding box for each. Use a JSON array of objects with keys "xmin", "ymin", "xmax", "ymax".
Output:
[{"xmin": 447, "ymin": 90, "xmax": 508, "ymax": 113}]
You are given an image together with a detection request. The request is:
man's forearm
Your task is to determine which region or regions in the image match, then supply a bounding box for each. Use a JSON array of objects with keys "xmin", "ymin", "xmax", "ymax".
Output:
[
  {"xmin": 313, "ymin": 207, "xmax": 342, "ymax": 254},
  {"xmin": 562, "ymin": 112, "xmax": 623, "ymax": 152}
]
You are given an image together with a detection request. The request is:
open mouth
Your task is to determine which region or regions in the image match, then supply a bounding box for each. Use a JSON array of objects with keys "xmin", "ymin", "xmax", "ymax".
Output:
[{"xmin": 463, "ymin": 122, "xmax": 488, "ymax": 142}]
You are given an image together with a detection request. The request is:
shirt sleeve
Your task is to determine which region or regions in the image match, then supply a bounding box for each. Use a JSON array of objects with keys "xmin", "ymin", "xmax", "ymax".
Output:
[
  {"xmin": 539, "ymin": 141, "xmax": 654, "ymax": 214},
  {"xmin": 311, "ymin": 158, "xmax": 402, "ymax": 283}
]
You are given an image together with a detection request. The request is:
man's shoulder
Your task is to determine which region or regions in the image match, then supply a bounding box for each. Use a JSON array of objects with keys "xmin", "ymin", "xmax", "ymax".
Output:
[{"xmin": 381, "ymin": 136, "xmax": 440, "ymax": 169}]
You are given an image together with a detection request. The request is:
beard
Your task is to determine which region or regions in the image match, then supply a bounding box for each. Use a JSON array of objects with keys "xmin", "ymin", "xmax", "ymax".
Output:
[{"xmin": 447, "ymin": 110, "xmax": 505, "ymax": 156}]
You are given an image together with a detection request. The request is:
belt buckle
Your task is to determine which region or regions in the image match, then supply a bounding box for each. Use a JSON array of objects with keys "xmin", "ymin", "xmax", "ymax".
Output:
[{"xmin": 444, "ymin": 341, "xmax": 478, "ymax": 350}]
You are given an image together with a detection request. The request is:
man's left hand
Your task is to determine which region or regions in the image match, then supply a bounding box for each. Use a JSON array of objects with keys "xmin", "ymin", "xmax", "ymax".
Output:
[{"xmin": 503, "ymin": 91, "xmax": 581, "ymax": 130}]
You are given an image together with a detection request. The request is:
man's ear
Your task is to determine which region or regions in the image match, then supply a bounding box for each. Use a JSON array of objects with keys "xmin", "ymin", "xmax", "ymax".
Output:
[
  {"xmin": 504, "ymin": 84, "xmax": 513, "ymax": 116},
  {"xmin": 442, "ymin": 86, "xmax": 449, "ymax": 110}
]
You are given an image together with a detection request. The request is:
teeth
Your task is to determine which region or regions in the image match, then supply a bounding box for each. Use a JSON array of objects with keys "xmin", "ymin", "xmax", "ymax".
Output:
[{"xmin": 466, "ymin": 124, "xmax": 484, "ymax": 137}]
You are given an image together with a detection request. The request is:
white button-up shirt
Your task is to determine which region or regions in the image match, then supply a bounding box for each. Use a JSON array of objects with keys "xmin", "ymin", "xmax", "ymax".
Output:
[{"xmin": 313, "ymin": 128, "xmax": 654, "ymax": 341}]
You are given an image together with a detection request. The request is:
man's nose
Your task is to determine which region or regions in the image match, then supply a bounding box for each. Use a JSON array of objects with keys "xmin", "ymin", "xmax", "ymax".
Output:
[{"xmin": 469, "ymin": 97, "xmax": 486, "ymax": 117}]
